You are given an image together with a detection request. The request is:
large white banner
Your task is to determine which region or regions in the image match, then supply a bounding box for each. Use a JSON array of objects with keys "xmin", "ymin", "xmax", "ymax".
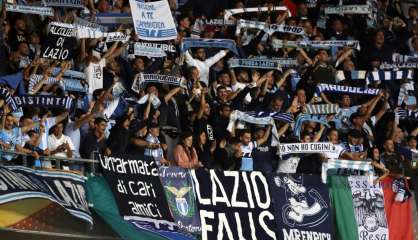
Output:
[{"xmin": 129, "ymin": 0, "xmax": 177, "ymax": 41}]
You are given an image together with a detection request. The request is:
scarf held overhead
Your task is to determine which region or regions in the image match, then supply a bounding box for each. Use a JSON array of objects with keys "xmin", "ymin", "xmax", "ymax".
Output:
[
  {"xmin": 315, "ymin": 84, "xmax": 380, "ymax": 96},
  {"xmin": 181, "ymin": 38, "xmax": 239, "ymax": 56},
  {"xmin": 5, "ymin": 4, "xmax": 54, "ymax": 16},
  {"xmin": 131, "ymin": 73, "xmax": 184, "ymax": 93},
  {"xmin": 228, "ymin": 58, "xmax": 283, "ymax": 70},
  {"xmin": 227, "ymin": 110, "xmax": 281, "ymax": 146},
  {"xmin": 236, "ymin": 19, "xmax": 305, "ymax": 36},
  {"xmin": 224, "ymin": 6, "xmax": 291, "ymax": 20}
]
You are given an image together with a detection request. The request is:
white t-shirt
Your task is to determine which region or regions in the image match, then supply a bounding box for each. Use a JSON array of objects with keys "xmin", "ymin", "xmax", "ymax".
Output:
[
  {"xmin": 85, "ymin": 58, "xmax": 106, "ymax": 94},
  {"xmin": 64, "ymin": 121, "xmax": 81, "ymax": 158},
  {"xmin": 47, "ymin": 134, "xmax": 75, "ymax": 158},
  {"xmin": 277, "ymin": 155, "xmax": 300, "ymax": 173},
  {"xmin": 323, "ymin": 144, "xmax": 345, "ymax": 159},
  {"xmin": 240, "ymin": 141, "xmax": 257, "ymax": 171}
]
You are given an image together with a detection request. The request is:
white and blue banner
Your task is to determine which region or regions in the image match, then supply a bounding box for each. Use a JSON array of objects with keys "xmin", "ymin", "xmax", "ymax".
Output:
[
  {"xmin": 130, "ymin": 0, "xmax": 177, "ymax": 41},
  {"xmin": 0, "ymin": 166, "xmax": 92, "ymax": 224}
]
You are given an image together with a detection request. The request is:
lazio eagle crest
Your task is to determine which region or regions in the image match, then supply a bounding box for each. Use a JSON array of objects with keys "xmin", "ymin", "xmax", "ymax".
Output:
[{"xmin": 164, "ymin": 182, "xmax": 195, "ymax": 218}]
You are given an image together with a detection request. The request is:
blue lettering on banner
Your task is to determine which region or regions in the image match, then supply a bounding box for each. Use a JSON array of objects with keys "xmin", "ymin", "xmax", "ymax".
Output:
[{"xmin": 137, "ymin": 28, "xmax": 177, "ymax": 38}]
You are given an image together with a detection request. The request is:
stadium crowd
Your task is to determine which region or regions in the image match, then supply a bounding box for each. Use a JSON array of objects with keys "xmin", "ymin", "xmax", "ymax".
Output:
[{"xmin": 0, "ymin": 0, "xmax": 416, "ymax": 194}]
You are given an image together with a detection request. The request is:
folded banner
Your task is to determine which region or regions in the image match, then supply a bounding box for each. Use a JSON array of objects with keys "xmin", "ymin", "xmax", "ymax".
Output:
[
  {"xmin": 202, "ymin": 19, "xmax": 236, "ymax": 26},
  {"xmin": 268, "ymin": 174, "xmax": 334, "ymax": 240},
  {"xmin": 321, "ymin": 159, "xmax": 373, "ymax": 183},
  {"xmin": 99, "ymin": 154, "xmax": 194, "ymax": 239},
  {"xmin": 0, "ymin": 87, "xmax": 18, "ymax": 111},
  {"xmin": 13, "ymin": 95, "xmax": 72, "ymax": 109},
  {"xmin": 5, "ymin": 4, "xmax": 54, "ymax": 16},
  {"xmin": 236, "ymin": 19, "xmax": 305, "ymax": 36},
  {"xmin": 159, "ymin": 166, "xmax": 201, "ymax": 234},
  {"xmin": 366, "ymin": 70, "xmax": 413, "ymax": 85},
  {"xmin": 279, "ymin": 142, "xmax": 337, "ymax": 155},
  {"xmin": 303, "ymin": 104, "xmax": 340, "ymax": 115},
  {"xmin": 0, "ymin": 166, "xmax": 92, "ymax": 224},
  {"xmin": 191, "ymin": 169, "xmax": 277, "ymax": 240},
  {"xmin": 228, "ymin": 58, "xmax": 282, "ymax": 70},
  {"xmin": 315, "ymin": 83, "xmax": 380, "ymax": 96},
  {"xmin": 73, "ymin": 16, "xmax": 108, "ymax": 32},
  {"xmin": 324, "ymin": 5, "xmax": 371, "ymax": 15},
  {"xmin": 329, "ymin": 176, "xmax": 388, "ymax": 240},
  {"xmin": 29, "ymin": 75, "xmax": 86, "ymax": 93},
  {"xmin": 130, "ymin": 0, "xmax": 177, "ymax": 41},
  {"xmin": 379, "ymin": 62, "xmax": 418, "ymax": 69},
  {"xmin": 181, "ymin": 38, "xmax": 239, "ymax": 56},
  {"xmin": 224, "ymin": 6, "xmax": 291, "ymax": 20},
  {"xmin": 131, "ymin": 73, "xmax": 184, "ymax": 93},
  {"xmin": 227, "ymin": 110, "xmax": 281, "ymax": 145},
  {"xmin": 41, "ymin": 22, "xmax": 76, "ymax": 60},
  {"xmin": 45, "ymin": 0, "xmax": 84, "ymax": 8}
]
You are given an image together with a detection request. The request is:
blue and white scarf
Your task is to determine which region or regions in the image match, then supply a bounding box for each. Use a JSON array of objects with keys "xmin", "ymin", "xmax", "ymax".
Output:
[
  {"xmin": 293, "ymin": 114, "xmax": 330, "ymax": 138},
  {"xmin": 366, "ymin": 70, "xmax": 413, "ymax": 85},
  {"xmin": 73, "ymin": 16, "xmax": 108, "ymax": 32},
  {"xmin": 396, "ymin": 109, "xmax": 418, "ymax": 120},
  {"xmin": 0, "ymin": 87, "xmax": 18, "ymax": 111},
  {"xmin": 379, "ymin": 62, "xmax": 418, "ymax": 70},
  {"xmin": 6, "ymin": 4, "xmax": 54, "ymax": 16},
  {"xmin": 315, "ymin": 83, "xmax": 380, "ymax": 96},
  {"xmin": 324, "ymin": 5, "xmax": 371, "ymax": 15},
  {"xmin": 227, "ymin": 110, "xmax": 281, "ymax": 145},
  {"xmin": 28, "ymin": 75, "xmax": 86, "ymax": 93},
  {"xmin": 224, "ymin": 6, "xmax": 291, "ymax": 20},
  {"xmin": 246, "ymin": 111, "xmax": 294, "ymax": 123},
  {"xmin": 303, "ymin": 104, "xmax": 340, "ymax": 115},
  {"xmin": 202, "ymin": 19, "xmax": 236, "ymax": 26},
  {"xmin": 131, "ymin": 73, "xmax": 184, "ymax": 93},
  {"xmin": 271, "ymin": 39, "xmax": 361, "ymax": 51},
  {"xmin": 181, "ymin": 38, "xmax": 239, "ymax": 56},
  {"xmin": 51, "ymin": 68, "xmax": 86, "ymax": 79},
  {"xmin": 94, "ymin": 13, "xmax": 133, "ymax": 26},
  {"xmin": 236, "ymin": 19, "xmax": 305, "ymax": 36},
  {"xmin": 45, "ymin": 0, "xmax": 84, "ymax": 8},
  {"xmin": 228, "ymin": 58, "xmax": 282, "ymax": 70}
]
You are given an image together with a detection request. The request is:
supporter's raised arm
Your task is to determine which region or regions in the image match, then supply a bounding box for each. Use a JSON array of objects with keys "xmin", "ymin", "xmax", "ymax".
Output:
[
  {"xmin": 276, "ymin": 69, "xmax": 292, "ymax": 89},
  {"xmin": 298, "ymin": 48, "xmax": 314, "ymax": 66},
  {"xmin": 256, "ymin": 125, "xmax": 272, "ymax": 146},
  {"xmin": 364, "ymin": 91, "xmax": 384, "ymax": 120},
  {"xmin": 197, "ymin": 88, "xmax": 207, "ymax": 120},
  {"xmin": 335, "ymin": 48, "xmax": 353, "ymax": 67},
  {"xmin": 164, "ymin": 87, "xmax": 182, "ymax": 104}
]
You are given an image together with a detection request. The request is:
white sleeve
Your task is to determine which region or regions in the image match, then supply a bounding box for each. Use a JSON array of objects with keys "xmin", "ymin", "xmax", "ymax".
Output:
[
  {"xmin": 184, "ymin": 51, "xmax": 197, "ymax": 67},
  {"xmin": 66, "ymin": 136, "xmax": 75, "ymax": 151},
  {"xmin": 47, "ymin": 117, "xmax": 57, "ymax": 128},
  {"xmin": 205, "ymin": 50, "xmax": 227, "ymax": 67}
]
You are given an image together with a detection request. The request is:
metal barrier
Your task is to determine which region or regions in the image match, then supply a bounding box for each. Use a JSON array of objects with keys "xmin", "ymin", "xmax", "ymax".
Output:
[{"xmin": 0, "ymin": 149, "xmax": 100, "ymax": 175}]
